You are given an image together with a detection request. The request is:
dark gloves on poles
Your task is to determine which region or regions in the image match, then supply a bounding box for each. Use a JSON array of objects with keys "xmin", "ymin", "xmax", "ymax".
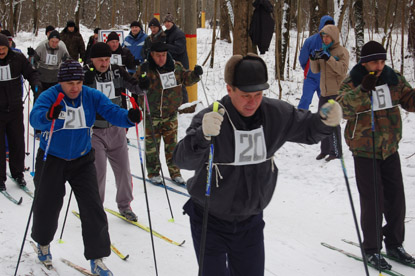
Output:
[
  {"xmin": 138, "ymin": 75, "xmax": 150, "ymax": 90},
  {"xmin": 27, "ymin": 47, "xmax": 35, "ymax": 57},
  {"xmin": 193, "ymin": 65, "xmax": 203, "ymax": 77},
  {"xmin": 83, "ymin": 68, "xmax": 95, "ymax": 85},
  {"xmin": 47, "ymin": 104, "xmax": 63, "ymax": 120},
  {"xmin": 361, "ymin": 73, "xmax": 378, "ymax": 92},
  {"xmin": 140, "ymin": 61, "xmax": 149, "ymax": 74},
  {"xmin": 128, "ymin": 108, "xmax": 142, "ymax": 123}
]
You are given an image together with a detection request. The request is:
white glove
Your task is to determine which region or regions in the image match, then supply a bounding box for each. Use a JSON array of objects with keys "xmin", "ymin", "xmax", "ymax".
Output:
[
  {"xmin": 320, "ymin": 101, "xmax": 342, "ymax": 127},
  {"xmin": 202, "ymin": 109, "xmax": 224, "ymax": 140}
]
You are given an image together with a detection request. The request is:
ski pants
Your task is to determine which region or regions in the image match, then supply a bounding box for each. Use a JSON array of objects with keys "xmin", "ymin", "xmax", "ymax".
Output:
[
  {"xmin": 184, "ymin": 199, "xmax": 265, "ymax": 276},
  {"xmin": 318, "ymin": 95, "xmax": 342, "ymax": 157},
  {"xmin": 31, "ymin": 149, "xmax": 111, "ymax": 260},
  {"xmin": 353, "ymin": 152, "xmax": 406, "ymax": 254},
  {"xmin": 91, "ymin": 126, "xmax": 134, "ymax": 211},
  {"xmin": 298, "ymin": 77, "xmax": 321, "ymax": 110},
  {"xmin": 0, "ymin": 106, "xmax": 25, "ymax": 182}
]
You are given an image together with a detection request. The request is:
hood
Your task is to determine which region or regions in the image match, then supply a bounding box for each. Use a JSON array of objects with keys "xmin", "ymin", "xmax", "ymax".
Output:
[
  {"xmin": 318, "ymin": 15, "xmax": 335, "ymax": 32},
  {"xmin": 320, "ymin": 25, "xmax": 340, "ymax": 48},
  {"xmin": 252, "ymin": 0, "xmax": 273, "ymax": 13}
]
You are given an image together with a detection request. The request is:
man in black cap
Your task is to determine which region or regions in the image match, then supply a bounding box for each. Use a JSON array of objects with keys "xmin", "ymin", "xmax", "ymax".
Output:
[
  {"xmin": 142, "ymin": 18, "xmax": 166, "ymax": 61},
  {"xmin": 338, "ymin": 40, "xmax": 415, "ymax": 270},
  {"xmin": 0, "ymin": 33, "xmax": 41, "ymax": 191},
  {"xmin": 173, "ymin": 53, "xmax": 342, "ymax": 276},
  {"xmin": 30, "ymin": 59, "xmax": 142, "ymax": 275},
  {"xmin": 60, "ymin": 20, "xmax": 85, "ymax": 61}
]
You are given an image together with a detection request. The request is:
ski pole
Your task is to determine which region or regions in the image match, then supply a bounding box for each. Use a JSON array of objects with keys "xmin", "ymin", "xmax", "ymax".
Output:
[
  {"xmin": 30, "ymin": 132, "xmax": 36, "ymax": 178},
  {"xmin": 142, "ymin": 92, "xmax": 175, "ymax": 222},
  {"xmin": 325, "ymin": 99, "xmax": 370, "ymax": 276},
  {"xmin": 198, "ymin": 101, "xmax": 219, "ymax": 276},
  {"xmin": 125, "ymin": 93, "xmax": 159, "ymax": 276},
  {"xmin": 14, "ymin": 92, "xmax": 65, "ymax": 276},
  {"xmin": 58, "ymin": 189, "xmax": 73, "ymax": 243},
  {"xmin": 25, "ymin": 85, "xmax": 32, "ymax": 155}
]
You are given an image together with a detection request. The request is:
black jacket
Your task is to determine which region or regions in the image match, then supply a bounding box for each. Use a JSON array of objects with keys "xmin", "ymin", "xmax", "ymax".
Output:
[
  {"xmin": 164, "ymin": 24, "xmax": 189, "ymax": 69},
  {"xmin": 173, "ymin": 95, "xmax": 331, "ymax": 222},
  {"xmin": 0, "ymin": 50, "xmax": 41, "ymax": 111},
  {"xmin": 249, "ymin": 0, "xmax": 275, "ymax": 54},
  {"xmin": 111, "ymin": 45, "xmax": 136, "ymax": 71}
]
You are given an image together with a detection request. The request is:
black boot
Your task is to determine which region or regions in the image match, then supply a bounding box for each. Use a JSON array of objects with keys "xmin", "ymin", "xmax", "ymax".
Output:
[
  {"xmin": 0, "ymin": 180, "xmax": 6, "ymax": 191},
  {"xmin": 14, "ymin": 177, "xmax": 26, "ymax": 187},
  {"xmin": 367, "ymin": 253, "xmax": 392, "ymax": 270},
  {"xmin": 386, "ymin": 246, "xmax": 415, "ymax": 264}
]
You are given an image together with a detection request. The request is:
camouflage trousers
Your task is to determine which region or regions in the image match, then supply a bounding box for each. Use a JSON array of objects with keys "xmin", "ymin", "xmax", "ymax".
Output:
[{"xmin": 144, "ymin": 115, "xmax": 181, "ymax": 178}]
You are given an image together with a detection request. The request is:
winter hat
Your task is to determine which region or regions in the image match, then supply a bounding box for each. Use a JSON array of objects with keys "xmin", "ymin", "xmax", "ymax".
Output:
[
  {"xmin": 150, "ymin": 42, "xmax": 169, "ymax": 52},
  {"xmin": 148, "ymin": 18, "xmax": 161, "ymax": 28},
  {"xmin": 0, "ymin": 33, "xmax": 9, "ymax": 47},
  {"xmin": 1, "ymin": 30, "xmax": 12, "ymax": 39},
  {"xmin": 130, "ymin": 21, "xmax": 143, "ymax": 30},
  {"xmin": 360, "ymin": 41, "xmax": 387, "ymax": 63},
  {"xmin": 94, "ymin": 28, "xmax": 101, "ymax": 34},
  {"xmin": 225, "ymin": 53, "xmax": 269, "ymax": 92},
  {"xmin": 106, "ymin": 31, "xmax": 119, "ymax": 42},
  {"xmin": 48, "ymin": 30, "xmax": 60, "ymax": 40},
  {"xmin": 90, "ymin": 42, "xmax": 112, "ymax": 58},
  {"xmin": 66, "ymin": 20, "xmax": 76, "ymax": 28},
  {"xmin": 163, "ymin": 13, "xmax": 174, "ymax": 23},
  {"xmin": 58, "ymin": 60, "xmax": 84, "ymax": 82},
  {"xmin": 45, "ymin": 25, "xmax": 55, "ymax": 35}
]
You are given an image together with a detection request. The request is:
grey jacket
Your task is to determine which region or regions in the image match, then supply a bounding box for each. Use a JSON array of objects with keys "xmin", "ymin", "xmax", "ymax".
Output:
[{"xmin": 34, "ymin": 40, "xmax": 70, "ymax": 83}]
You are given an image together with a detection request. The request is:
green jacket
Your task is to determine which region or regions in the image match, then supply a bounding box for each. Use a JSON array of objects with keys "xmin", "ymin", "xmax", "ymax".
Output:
[
  {"xmin": 337, "ymin": 63, "xmax": 415, "ymax": 159},
  {"xmin": 134, "ymin": 53, "xmax": 200, "ymax": 118}
]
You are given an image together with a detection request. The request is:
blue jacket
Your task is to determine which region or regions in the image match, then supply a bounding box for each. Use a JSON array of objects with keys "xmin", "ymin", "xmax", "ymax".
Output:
[
  {"xmin": 30, "ymin": 84, "xmax": 134, "ymax": 160},
  {"xmin": 123, "ymin": 31, "xmax": 148, "ymax": 65},
  {"xmin": 299, "ymin": 15, "xmax": 335, "ymax": 81}
]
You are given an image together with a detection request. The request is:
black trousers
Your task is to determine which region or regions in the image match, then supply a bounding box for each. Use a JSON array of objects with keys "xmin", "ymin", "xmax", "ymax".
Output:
[
  {"xmin": 31, "ymin": 149, "xmax": 111, "ymax": 260},
  {"xmin": 318, "ymin": 95, "xmax": 342, "ymax": 157},
  {"xmin": 0, "ymin": 106, "xmax": 25, "ymax": 181},
  {"xmin": 353, "ymin": 152, "xmax": 406, "ymax": 254}
]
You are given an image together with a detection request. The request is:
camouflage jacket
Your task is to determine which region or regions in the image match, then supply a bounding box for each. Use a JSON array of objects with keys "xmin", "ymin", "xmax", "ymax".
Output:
[
  {"xmin": 133, "ymin": 53, "xmax": 200, "ymax": 119},
  {"xmin": 337, "ymin": 63, "xmax": 415, "ymax": 159}
]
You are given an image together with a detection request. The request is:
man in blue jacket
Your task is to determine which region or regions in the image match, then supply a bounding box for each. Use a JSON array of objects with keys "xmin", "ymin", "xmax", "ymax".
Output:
[
  {"xmin": 298, "ymin": 15, "xmax": 335, "ymax": 110},
  {"xmin": 29, "ymin": 60, "xmax": 141, "ymax": 276},
  {"xmin": 123, "ymin": 20, "xmax": 148, "ymax": 74}
]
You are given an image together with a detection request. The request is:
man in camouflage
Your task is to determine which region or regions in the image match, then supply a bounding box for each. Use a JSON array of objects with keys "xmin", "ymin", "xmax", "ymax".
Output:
[
  {"xmin": 337, "ymin": 41, "xmax": 415, "ymax": 270},
  {"xmin": 134, "ymin": 42, "xmax": 202, "ymax": 185}
]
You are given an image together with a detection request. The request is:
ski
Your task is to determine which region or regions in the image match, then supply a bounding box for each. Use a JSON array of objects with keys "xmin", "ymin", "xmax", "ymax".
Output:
[
  {"xmin": 105, "ymin": 207, "xmax": 185, "ymax": 247},
  {"xmin": 29, "ymin": 241, "xmax": 55, "ymax": 271},
  {"xmin": 60, "ymin": 258, "xmax": 94, "ymax": 276},
  {"xmin": 131, "ymin": 173, "xmax": 189, "ymax": 197},
  {"xmin": 0, "ymin": 190, "xmax": 23, "ymax": 205},
  {"xmin": 342, "ymin": 239, "xmax": 415, "ymax": 269},
  {"xmin": 71, "ymin": 211, "xmax": 129, "ymax": 260},
  {"xmin": 321, "ymin": 242, "xmax": 405, "ymax": 276},
  {"xmin": 6, "ymin": 172, "xmax": 34, "ymax": 198}
]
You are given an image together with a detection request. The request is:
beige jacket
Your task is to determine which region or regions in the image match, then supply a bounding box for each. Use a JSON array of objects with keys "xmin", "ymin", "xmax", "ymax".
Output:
[{"xmin": 310, "ymin": 25, "xmax": 349, "ymax": 97}]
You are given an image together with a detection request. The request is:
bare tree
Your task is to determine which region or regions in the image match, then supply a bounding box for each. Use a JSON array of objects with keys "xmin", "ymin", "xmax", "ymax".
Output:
[
  {"xmin": 32, "ymin": 0, "xmax": 39, "ymax": 35},
  {"xmin": 374, "ymin": 0, "xmax": 379, "ymax": 33},
  {"xmin": 75, "ymin": 0, "xmax": 83, "ymax": 27},
  {"xmin": 353, "ymin": 0, "xmax": 364, "ymax": 62},
  {"xmin": 210, "ymin": 0, "xmax": 218, "ymax": 68},
  {"xmin": 274, "ymin": 0, "xmax": 283, "ymax": 97},
  {"xmin": 220, "ymin": 0, "xmax": 232, "ymax": 42},
  {"xmin": 280, "ymin": 0, "xmax": 291, "ymax": 79},
  {"xmin": 292, "ymin": 0, "xmax": 301, "ymax": 70},
  {"xmin": 232, "ymin": 0, "xmax": 254, "ymax": 55},
  {"xmin": 409, "ymin": 0, "xmax": 415, "ymax": 52},
  {"xmin": 381, "ymin": 0, "xmax": 393, "ymax": 46},
  {"xmin": 401, "ymin": 0, "xmax": 405, "ymax": 74},
  {"xmin": 309, "ymin": 0, "xmax": 320, "ymax": 34}
]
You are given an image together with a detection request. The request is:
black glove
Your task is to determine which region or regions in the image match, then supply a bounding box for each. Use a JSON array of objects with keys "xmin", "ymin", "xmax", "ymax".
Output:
[
  {"xmin": 128, "ymin": 108, "xmax": 142, "ymax": 123},
  {"xmin": 138, "ymin": 75, "xmax": 150, "ymax": 90},
  {"xmin": 310, "ymin": 49, "xmax": 322, "ymax": 60},
  {"xmin": 83, "ymin": 68, "xmax": 95, "ymax": 85},
  {"xmin": 47, "ymin": 104, "xmax": 63, "ymax": 120},
  {"xmin": 27, "ymin": 47, "xmax": 35, "ymax": 57},
  {"xmin": 320, "ymin": 51, "xmax": 331, "ymax": 61},
  {"xmin": 361, "ymin": 73, "xmax": 378, "ymax": 92},
  {"xmin": 140, "ymin": 61, "xmax": 149, "ymax": 74},
  {"xmin": 193, "ymin": 65, "xmax": 203, "ymax": 76}
]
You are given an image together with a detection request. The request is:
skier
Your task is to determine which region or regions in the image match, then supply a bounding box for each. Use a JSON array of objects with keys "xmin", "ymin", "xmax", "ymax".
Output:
[
  {"xmin": 337, "ymin": 41, "xmax": 415, "ymax": 269},
  {"xmin": 29, "ymin": 59, "xmax": 142, "ymax": 276},
  {"xmin": 0, "ymin": 33, "xmax": 41, "ymax": 191},
  {"xmin": 83, "ymin": 42, "xmax": 148, "ymax": 221},
  {"xmin": 173, "ymin": 53, "xmax": 342, "ymax": 276}
]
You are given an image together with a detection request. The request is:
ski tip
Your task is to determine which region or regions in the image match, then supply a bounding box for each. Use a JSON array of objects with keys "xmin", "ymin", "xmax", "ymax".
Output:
[
  {"xmin": 58, "ymin": 239, "xmax": 65, "ymax": 244},
  {"xmin": 168, "ymin": 218, "xmax": 175, "ymax": 223},
  {"xmin": 17, "ymin": 197, "xmax": 23, "ymax": 205}
]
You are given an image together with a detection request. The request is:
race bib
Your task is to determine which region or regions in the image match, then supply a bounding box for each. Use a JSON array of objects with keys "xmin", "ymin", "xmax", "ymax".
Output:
[
  {"xmin": 96, "ymin": 81, "xmax": 116, "ymax": 99},
  {"xmin": 0, "ymin": 65, "xmax": 12, "ymax": 81},
  {"xmin": 62, "ymin": 105, "xmax": 87, "ymax": 129},
  {"xmin": 372, "ymin": 84, "xmax": 393, "ymax": 111},
  {"xmin": 159, "ymin": 71, "xmax": 178, "ymax": 90},
  {"xmin": 45, "ymin": 54, "xmax": 58, "ymax": 65},
  {"xmin": 110, "ymin": 54, "xmax": 123, "ymax": 66},
  {"xmin": 233, "ymin": 127, "xmax": 267, "ymax": 166}
]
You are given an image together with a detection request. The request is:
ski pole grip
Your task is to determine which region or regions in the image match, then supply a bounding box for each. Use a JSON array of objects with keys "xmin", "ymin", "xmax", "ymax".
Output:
[
  {"xmin": 213, "ymin": 101, "xmax": 219, "ymax": 112},
  {"xmin": 49, "ymin": 93, "xmax": 65, "ymax": 118}
]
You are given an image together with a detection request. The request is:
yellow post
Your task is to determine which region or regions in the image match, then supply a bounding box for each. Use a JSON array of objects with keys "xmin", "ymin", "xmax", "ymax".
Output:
[
  {"xmin": 201, "ymin": 12, "xmax": 206, "ymax": 28},
  {"xmin": 154, "ymin": 13, "xmax": 160, "ymax": 21},
  {"xmin": 154, "ymin": 0, "xmax": 160, "ymax": 21},
  {"xmin": 186, "ymin": 34, "xmax": 198, "ymax": 102}
]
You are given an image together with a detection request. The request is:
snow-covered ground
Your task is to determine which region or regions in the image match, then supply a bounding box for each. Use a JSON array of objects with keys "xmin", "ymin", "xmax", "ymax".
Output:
[{"xmin": 1, "ymin": 26, "xmax": 414, "ymax": 275}]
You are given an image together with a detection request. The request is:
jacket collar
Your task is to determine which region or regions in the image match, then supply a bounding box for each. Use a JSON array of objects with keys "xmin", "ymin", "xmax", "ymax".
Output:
[{"xmin": 350, "ymin": 63, "xmax": 398, "ymax": 87}]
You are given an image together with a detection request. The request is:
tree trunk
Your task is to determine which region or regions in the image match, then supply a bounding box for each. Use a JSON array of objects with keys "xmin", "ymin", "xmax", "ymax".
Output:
[
  {"xmin": 409, "ymin": 0, "xmax": 415, "ymax": 52},
  {"xmin": 292, "ymin": 0, "xmax": 301, "ymax": 70},
  {"xmin": 75, "ymin": 0, "xmax": 82, "ymax": 27},
  {"xmin": 280, "ymin": 0, "xmax": 291, "ymax": 79},
  {"xmin": 382, "ymin": 0, "xmax": 393, "ymax": 46},
  {"xmin": 353, "ymin": 0, "xmax": 364, "ymax": 62},
  {"xmin": 8, "ymin": 0, "xmax": 14, "ymax": 36},
  {"xmin": 374, "ymin": 0, "xmax": 379, "ymax": 33},
  {"xmin": 32, "ymin": 0, "xmax": 39, "ymax": 35},
  {"xmin": 232, "ymin": 0, "xmax": 254, "ymax": 55},
  {"xmin": 309, "ymin": 0, "xmax": 320, "ymax": 34},
  {"xmin": 111, "ymin": 0, "xmax": 117, "ymax": 27},
  {"xmin": 274, "ymin": 0, "xmax": 283, "ymax": 96},
  {"xmin": 220, "ymin": 0, "xmax": 232, "ymax": 42},
  {"xmin": 210, "ymin": 0, "xmax": 218, "ymax": 68}
]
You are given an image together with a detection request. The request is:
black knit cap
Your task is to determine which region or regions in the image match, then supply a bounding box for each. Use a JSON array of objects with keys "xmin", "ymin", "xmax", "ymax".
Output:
[
  {"xmin": 360, "ymin": 41, "xmax": 387, "ymax": 63},
  {"xmin": 90, "ymin": 42, "xmax": 112, "ymax": 58},
  {"xmin": 148, "ymin": 18, "xmax": 161, "ymax": 28},
  {"xmin": 48, "ymin": 30, "xmax": 60, "ymax": 40},
  {"xmin": 66, "ymin": 20, "xmax": 76, "ymax": 28},
  {"xmin": 150, "ymin": 42, "xmax": 169, "ymax": 52},
  {"xmin": 106, "ymin": 31, "xmax": 119, "ymax": 42},
  {"xmin": 0, "ymin": 33, "xmax": 9, "ymax": 47},
  {"xmin": 58, "ymin": 60, "xmax": 84, "ymax": 82},
  {"xmin": 130, "ymin": 21, "xmax": 143, "ymax": 29},
  {"xmin": 0, "ymin": 30, "xmax": 12, "ymax": 39},
  {"xmin": 45, "ymin": 25, "xmax": 55, "ymax": 35}
]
